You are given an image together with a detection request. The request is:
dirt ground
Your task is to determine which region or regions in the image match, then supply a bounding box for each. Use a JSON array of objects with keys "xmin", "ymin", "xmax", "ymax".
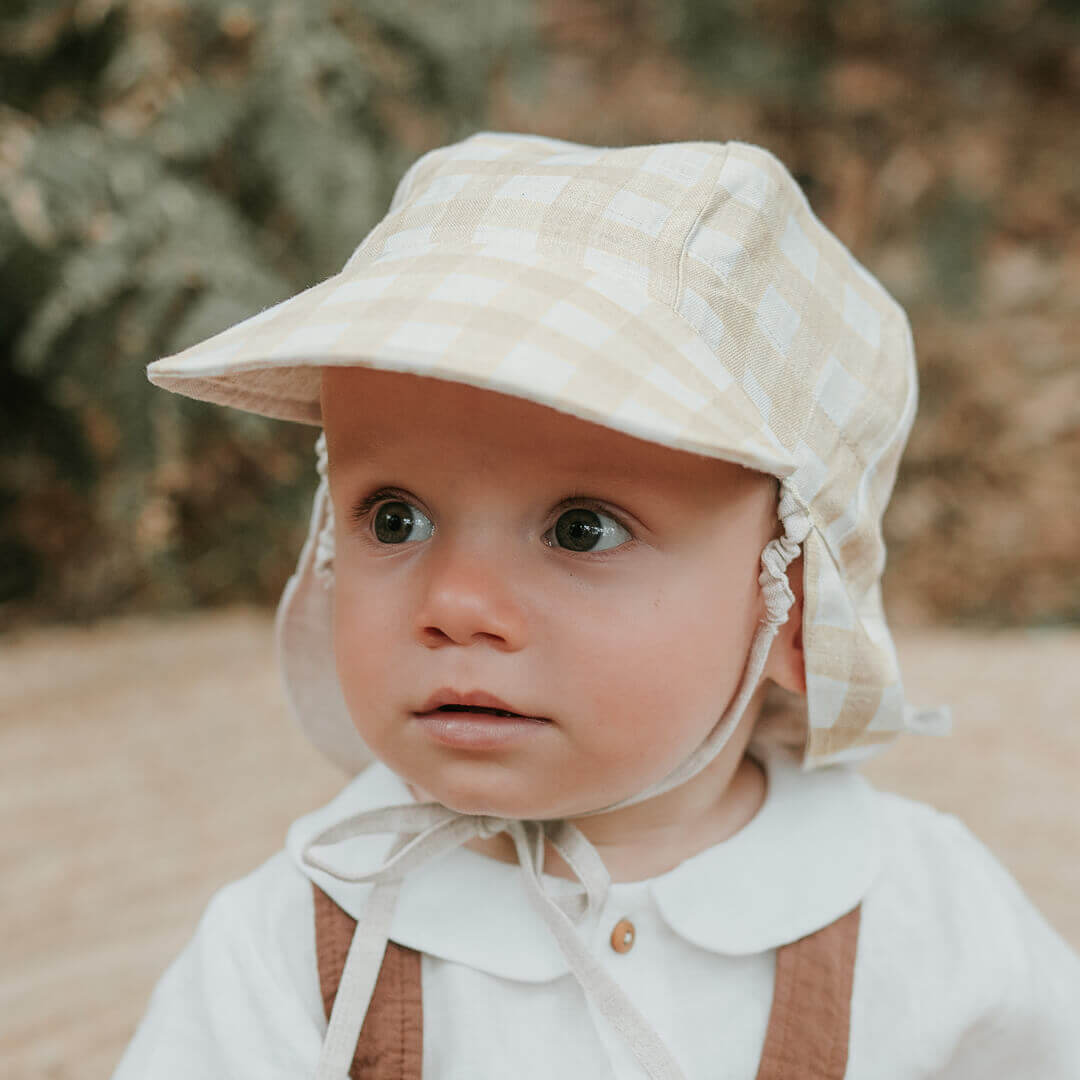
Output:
[{"xmin": 2, "ymin": 609, "xmax": 1078, "ymax": 1079}]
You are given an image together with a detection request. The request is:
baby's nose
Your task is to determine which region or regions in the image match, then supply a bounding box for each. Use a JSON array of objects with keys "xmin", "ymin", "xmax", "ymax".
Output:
[{"xmin": 412, "ymin": 542, "xmax": 528, "ymax": 651}]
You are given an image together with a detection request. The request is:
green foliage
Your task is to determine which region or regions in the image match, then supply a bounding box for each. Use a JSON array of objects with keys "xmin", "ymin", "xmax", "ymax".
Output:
[
  {"xmin": 920, "ymin": 185, "xmax": 989, "ymax": 313},
  {"xmin": 654, "ymin": 0, "xmax": 831, "ymax": 105},
  {"xmin": 0, "ymin": 0, "xmax": 532, "ymax": 622}
]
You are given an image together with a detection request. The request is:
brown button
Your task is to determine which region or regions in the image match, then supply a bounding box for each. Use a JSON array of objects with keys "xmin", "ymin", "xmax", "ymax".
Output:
[{"xmin": 610, "ymin": 918, "xmax": 636, "ymax": 953}]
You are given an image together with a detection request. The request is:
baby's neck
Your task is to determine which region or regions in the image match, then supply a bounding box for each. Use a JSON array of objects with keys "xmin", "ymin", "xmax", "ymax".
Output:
[{"xmin": 456, "ymin": 752, "xmax": 767, "ymax": 883}]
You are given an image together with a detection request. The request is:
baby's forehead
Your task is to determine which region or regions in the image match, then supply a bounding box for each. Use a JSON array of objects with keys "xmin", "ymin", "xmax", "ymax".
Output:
[
  {"xmin": 324, "ymin": 418, "xmax": 769, "ymax": 524},
  {"xmin": 322, "ymin": 367, "xmax": 758, "ymax": 493}
]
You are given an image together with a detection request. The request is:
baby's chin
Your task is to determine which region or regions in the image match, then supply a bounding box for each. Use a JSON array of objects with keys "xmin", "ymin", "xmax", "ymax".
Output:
[
  {"xmin": 408, "ymin": 784, "xmax": 564, "ymax": 821},
  {"xmin": 401, "ymin": 771, "xmax": 607, "ymax": 822}
]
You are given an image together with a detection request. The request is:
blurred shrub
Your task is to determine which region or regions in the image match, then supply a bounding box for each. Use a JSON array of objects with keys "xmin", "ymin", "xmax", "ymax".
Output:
[
  {"xmin": 0, "ymin": 0, "xmax": 532, "ymax": 622},
  {"xmin": 1, "ymin": 0, "xmax": 1077, "ymax": 628}
]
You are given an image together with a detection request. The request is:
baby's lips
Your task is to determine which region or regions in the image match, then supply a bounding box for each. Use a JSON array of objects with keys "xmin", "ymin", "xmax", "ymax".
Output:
[{"xmin": 414, "ymin": 687, "xmax": 550, "ymax": 720}]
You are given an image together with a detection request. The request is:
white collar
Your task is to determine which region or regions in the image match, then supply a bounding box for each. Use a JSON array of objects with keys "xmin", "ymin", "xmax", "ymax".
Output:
[{"xmin": 285, "ymin": 743, "xmax": 880, "ymax": 982}]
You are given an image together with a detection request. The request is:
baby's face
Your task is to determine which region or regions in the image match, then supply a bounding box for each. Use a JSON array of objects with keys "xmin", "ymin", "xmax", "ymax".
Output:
[{"xmin": 321, "ymin": 367, "xmax": 785, "ymax": 820}]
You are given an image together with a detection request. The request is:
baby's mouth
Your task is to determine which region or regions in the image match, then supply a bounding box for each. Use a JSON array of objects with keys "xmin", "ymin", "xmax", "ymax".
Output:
[
  {"xmin": 432, "ymin": 704, "xmax": 529, "ymax": 719},
  {"xmin": 413, "ymin": 689, "xmax": 551, "ymax": 723},
  {"xmin": 420, "ymin": 704, "xmax": 551, "ymax": 725},
  {"xmin": 413, "ymin": 693, "xmax": 553, "ymax": 749}
]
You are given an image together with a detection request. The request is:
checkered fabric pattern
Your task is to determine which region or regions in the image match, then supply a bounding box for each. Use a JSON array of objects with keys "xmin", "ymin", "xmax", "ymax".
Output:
[{"xmin": 148, "ymin": 130, "xmax": 951, "ymax": 769}]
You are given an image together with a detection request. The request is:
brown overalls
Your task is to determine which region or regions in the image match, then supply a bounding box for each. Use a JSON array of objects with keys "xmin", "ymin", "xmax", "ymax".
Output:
[{"xmin": 313, "ymin": 883, "xmax": 860, "ymax": 1079}]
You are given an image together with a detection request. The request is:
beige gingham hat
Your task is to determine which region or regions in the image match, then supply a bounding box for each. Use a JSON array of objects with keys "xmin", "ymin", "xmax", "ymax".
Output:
[{"xmin": 148, "ymin": 130, "xmax": 951, "ymax": 772}]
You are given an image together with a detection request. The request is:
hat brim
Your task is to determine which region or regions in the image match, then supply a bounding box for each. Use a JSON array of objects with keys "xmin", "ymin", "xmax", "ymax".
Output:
[{"xmin": 148, "ymin": 246, "xmax": 798, "ymax": 478}]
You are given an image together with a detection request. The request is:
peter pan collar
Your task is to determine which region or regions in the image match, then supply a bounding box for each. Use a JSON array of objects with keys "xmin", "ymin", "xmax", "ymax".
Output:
[{"xmin": 285, "ymin": 742, "xmax": 880, "ymax": 982}]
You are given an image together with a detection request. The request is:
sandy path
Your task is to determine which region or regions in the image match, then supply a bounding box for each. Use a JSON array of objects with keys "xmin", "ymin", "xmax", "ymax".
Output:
[{"xmin": 2, "ymin": 610, "xmax": 1077, "ymax": 1078}]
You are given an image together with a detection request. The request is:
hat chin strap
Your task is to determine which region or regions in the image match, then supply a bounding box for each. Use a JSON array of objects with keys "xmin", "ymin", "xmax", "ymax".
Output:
[{"xmin": 302, "ymin": 433, "xmax": 813, "ymax": 1080}]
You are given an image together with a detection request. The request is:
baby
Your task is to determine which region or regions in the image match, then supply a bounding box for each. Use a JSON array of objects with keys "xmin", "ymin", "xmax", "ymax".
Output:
[{"xmin": 114, "ymin": 132, "xmax": 1080, "ymax": 1079}]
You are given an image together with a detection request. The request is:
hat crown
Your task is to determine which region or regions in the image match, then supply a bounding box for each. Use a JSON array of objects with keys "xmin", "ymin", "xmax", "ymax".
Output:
[{"xmin": 352, "ymin": 134, "xmax": 729, "ymax": 310}]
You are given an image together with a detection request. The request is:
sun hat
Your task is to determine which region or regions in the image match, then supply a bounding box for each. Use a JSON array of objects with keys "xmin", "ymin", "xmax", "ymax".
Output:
[
  {"xmin": 148, "ymin": 129, "xmax": 950, "ymax": 768},
  {"xmin": 146, "ymin": 130, "xmax": 952, "ymax": 1078}
]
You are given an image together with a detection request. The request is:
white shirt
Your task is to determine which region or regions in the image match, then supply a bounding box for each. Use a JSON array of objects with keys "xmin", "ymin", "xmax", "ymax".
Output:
[{"xmin": 112, "ymin": 744, "xmax": 1080, "ymax": 1078}]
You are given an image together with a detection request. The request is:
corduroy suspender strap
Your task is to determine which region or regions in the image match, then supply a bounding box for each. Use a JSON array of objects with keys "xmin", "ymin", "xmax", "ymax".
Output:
[
  {"xmin": 313, "ymin": 884, "xmax": 423, "ymax": 1080},
  {"xmin": 755, "ymin": 902, "xmax": 861, "ymax": 1080},
  {"xmin": 312, "ymin": 882, "xmax": 860, "ymax": 1080}
]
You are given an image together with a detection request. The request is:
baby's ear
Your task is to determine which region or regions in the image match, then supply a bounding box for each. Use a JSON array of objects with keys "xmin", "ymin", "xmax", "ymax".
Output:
[{"xmin": 766, "ymin": 551, "xmax": 806, "ymax": 696}]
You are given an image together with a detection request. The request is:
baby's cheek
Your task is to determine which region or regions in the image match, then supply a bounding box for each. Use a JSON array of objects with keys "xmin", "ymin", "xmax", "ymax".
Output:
[
  {"xmin": 332, "ymin": 605, "xmax": 386, "ymax": 712},
  {"xmin": 572, "ymin": 625, "xmax": 743, "ymax": 762}
]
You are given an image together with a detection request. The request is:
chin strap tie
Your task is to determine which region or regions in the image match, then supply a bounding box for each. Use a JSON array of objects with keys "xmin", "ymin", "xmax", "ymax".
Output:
[{"xmin": 303, "ymin": 807, "xmax": 696, "ymax": 1080}]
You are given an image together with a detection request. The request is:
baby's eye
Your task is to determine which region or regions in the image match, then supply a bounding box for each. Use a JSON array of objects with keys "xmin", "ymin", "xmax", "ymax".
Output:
[
  {"xmin": 547, "ymin": 507, "xmax": 631, "ymax": 553},
  {"xmin": 371, "ymin": 499, "xmax": 434, "ymax": 545}
]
